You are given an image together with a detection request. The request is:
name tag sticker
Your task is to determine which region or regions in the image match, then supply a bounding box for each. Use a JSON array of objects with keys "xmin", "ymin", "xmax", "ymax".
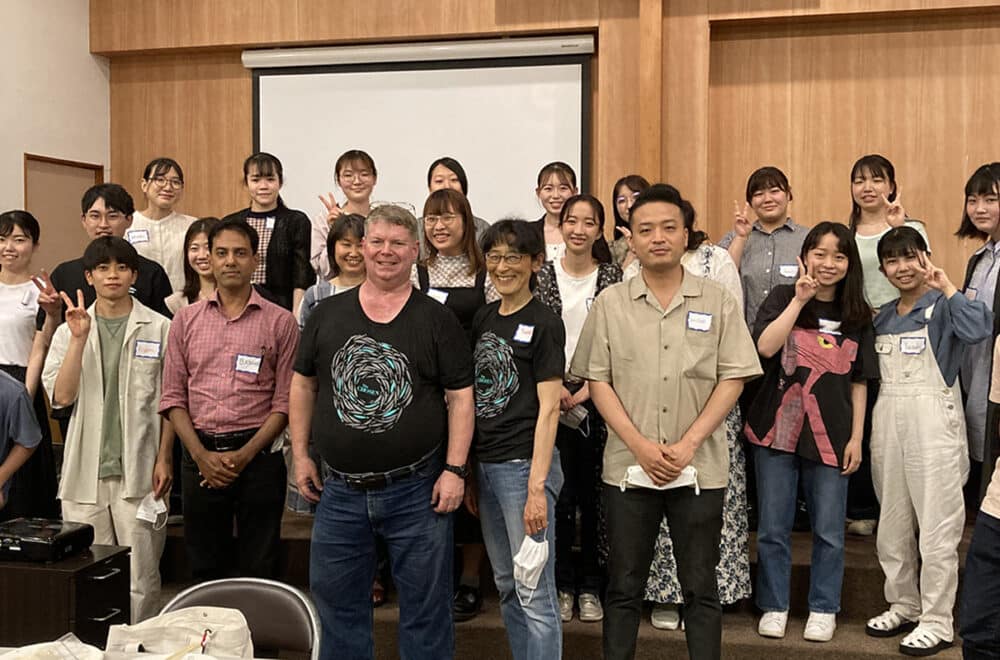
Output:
[
  {"xmin": 427, "ymin": 288, "xmax": 449, "ymax": 304},
  {"xmin": 874, "ymin": 342, "xmax": 892, "ymax": 355},
  {"xmin": 686, "ymin": 311, "xmax": 712, "ymax": 332},
  {"xmin": 965, "ymin": 287, "xmax": 978, "ymax": 301},
  {"xmin": 513, "ymin": 324, "xmax": 535, "ymax": 343},
  {"xmin": 126, "ymin": 229, "xmax": 150, "ymax": 244},
  {"xmin": 900, "ymin": 336, "xmax": 927, "ymax": 355},
  {"xmin": 818, "ymin": 318, "xmax": 842, "ymax": 335},
  {"xmin": 778, "ymin": 263, "xmax": 798, "ymax": 278},
  {"xmin": 235, "ymin": 353, "xmax": 263, "ymax": 374},
  {"xmin": 134, "ymin": 340, "xmax": 161, "ymax": 359},
  {"xmin": 265, "ymin": 216, "xmax": 276, "ymax": 230}
]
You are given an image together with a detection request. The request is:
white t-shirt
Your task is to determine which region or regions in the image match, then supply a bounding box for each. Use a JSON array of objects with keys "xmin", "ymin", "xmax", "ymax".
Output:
[
  {"xmin": 0, "ymin": 280, "xmax": 39, "ymax": 367},
  {"xmin": 553, "ymin": 258, "xmax": 598, "ymax": 370},
  {"xmin": 128, "ymin": 210, "xmax": 197, "ymax": 292}
]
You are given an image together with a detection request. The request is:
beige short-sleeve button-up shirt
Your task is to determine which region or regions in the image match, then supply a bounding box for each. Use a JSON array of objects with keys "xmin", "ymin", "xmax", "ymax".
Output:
[{"xmin": 571, "ymin": 271, "xmax": 762, "ymax": 489}]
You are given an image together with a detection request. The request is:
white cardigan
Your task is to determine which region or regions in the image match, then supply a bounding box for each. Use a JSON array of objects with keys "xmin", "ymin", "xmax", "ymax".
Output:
[{"xmin": 42, "ymin": 299, "xmax": 171, "ymax": 504}]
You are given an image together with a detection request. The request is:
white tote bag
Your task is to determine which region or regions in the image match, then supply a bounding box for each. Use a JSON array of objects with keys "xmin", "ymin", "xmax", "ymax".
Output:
[{"xmin": 104, "ymin": 606, "xmax": 254, "ymax": 659}]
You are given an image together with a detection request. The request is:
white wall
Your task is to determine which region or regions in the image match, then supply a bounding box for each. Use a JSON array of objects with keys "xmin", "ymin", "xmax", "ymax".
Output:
[{"xmin": 2, "ymin": 0, "xmax": 109, "ymax": 209}]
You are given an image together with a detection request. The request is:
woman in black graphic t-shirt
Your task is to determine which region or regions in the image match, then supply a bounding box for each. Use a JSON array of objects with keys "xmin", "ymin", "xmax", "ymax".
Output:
[{"xmin": 470, "ymin": 219, "xmax": 566, "ymax": 658}]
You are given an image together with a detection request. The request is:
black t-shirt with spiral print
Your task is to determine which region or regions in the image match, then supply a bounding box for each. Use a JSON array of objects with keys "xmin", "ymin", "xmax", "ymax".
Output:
[
  {"xmin": 294, "ymin": 287, "xmax": 473, "ymax": 474},
  {"xmin": 472, "ymin": 298, "xmax": 566, "ymax": 463}
]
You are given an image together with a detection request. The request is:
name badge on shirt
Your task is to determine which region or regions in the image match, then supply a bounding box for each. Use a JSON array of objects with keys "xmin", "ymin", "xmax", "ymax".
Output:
[
  {"xmin": 900, "ymin": 336, "xmax": 927, "ymax": 355},
  {"xmin": 874, "ymin": 342, "xmax": 892, "ymax": 355},
  {"xmin": 427, "ymin": 288, "xmax": 449, "ymax": 304},
  {"xmin": 818, "ymin": 318, "xmax": 842, "ymax": 335},
  {"xmin": 778, "ymin": 263, "xmax": 798, "ymax": 278},
  {"xmin": 686, "ymin": 311, "xmax": 712, "ymax": 332},
  {"xmin": 965, "ymin": 287, "xmax": 978, "ymax": 301},
  {"xmin": 265, "ymin": 216, "xmax": 276, "ymax": 230},
  {"xmin": 126, "ymin": 229, "xmax": 150, "ymax": 244},
  {"xmin": 134, "ymin": 340, "xmax": 161, "ymax": 359},
  {"xmin": 20, "ymin": 289, "xmax": 33, "ymax": 307},
  {"xmin": 235, "ymin": 353, "xmax": 263, "ymax": 374},
  {"xmin": 513, "ymin": 324, "xmax": 535, "ymax": 343}
]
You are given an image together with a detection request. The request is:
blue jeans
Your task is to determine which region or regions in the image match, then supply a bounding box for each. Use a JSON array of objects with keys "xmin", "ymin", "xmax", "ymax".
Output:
[
  {"xmin": 960, "ymin": 511, "xmax": 1000, "ymax": 659},
  {"xmin": 310, "ymin": 457, "xmax": 454, "ymax": 660},
  {"xmin": 477, "ymin": 457, "xmax": 564, "ymax": 660},
  {"xmin": 754, "ymin": 446, "xmax": 848, "ymax": 613}
]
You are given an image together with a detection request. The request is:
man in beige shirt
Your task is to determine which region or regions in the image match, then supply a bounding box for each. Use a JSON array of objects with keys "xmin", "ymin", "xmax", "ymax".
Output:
[
  {"xmin": 958, "ymin": 338, "xmax": 1000, "ymax": 658},
  {"xmin": 572, "ymin": 184, "xmax": 761, "ymax": 660}
]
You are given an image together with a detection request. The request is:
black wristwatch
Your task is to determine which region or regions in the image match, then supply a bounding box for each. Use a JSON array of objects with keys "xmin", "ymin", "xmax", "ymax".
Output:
[{"xmin": 443, "ymin": 463, "xmax": 470, "ymax": 479}]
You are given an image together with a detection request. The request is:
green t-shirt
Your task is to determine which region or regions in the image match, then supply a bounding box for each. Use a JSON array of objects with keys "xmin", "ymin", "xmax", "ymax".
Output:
[{"xmin": 97, "ymin": 314, "xmax": 129, "ymax": 479}]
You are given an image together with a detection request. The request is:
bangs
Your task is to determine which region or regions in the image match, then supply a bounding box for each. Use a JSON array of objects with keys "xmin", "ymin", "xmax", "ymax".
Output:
[
  {"xmin": 748, "ymin": 172, "xmax": 788, "ymax": 194},
  {"xmin": 423, "ymin": 194, "xmax": 459, "ymax": 218},
  {"xmin": 966, "ymin": 167, "xmax": 1000, "ymax": 197},
  {"xmin": 147, "ymin": 158, "xmax": 183, "ymax": 181},
  {"xmin": 851, "ymin": 158, "xmax": 891, "ymax": 182},
  {"xmin": 481, "ymin": 219, "xmax": 543, "ymax": 257}
]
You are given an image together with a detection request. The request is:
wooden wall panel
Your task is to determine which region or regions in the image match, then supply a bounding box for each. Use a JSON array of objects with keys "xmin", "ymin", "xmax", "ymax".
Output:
[
  {"xmin": 707, "ymin": 12, "xmax": 1000, "ymax": 281},
  {"xmin": 91, "ymin": 0, "xmax": 601, "ymax": 54},
  {"xmin": 109, "ymin": 52, "xmax": 251, "ymax": 218}
]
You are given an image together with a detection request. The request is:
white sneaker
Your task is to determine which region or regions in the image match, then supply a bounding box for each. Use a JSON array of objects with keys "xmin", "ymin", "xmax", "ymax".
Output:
[
  {"xmin": 804, "ymin": 612, "xmax": 837, "ymax": 642},
  {"xmin": 651, "ymin": 604, "xmax": 681, "ymax": 630},
  {"xmin": 578, "ymin": 593, "xmax": 604, "ymax": 622},
  {"xmin": 757, "ymin": 611, "xmax": 788, "ymax": 638},
  {"xmin": 847, "ymin": 519, "xmax": 877, "ymax": 536},
  {"xmin": 558, "ymin": 591, "xmax": 574, "ymax": 622}
]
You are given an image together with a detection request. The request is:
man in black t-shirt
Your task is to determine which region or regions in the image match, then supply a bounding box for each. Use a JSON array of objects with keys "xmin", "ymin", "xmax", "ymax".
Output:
[{"xmin": 290, "ymin": 205, "xmax": 474, "ymax": 660}]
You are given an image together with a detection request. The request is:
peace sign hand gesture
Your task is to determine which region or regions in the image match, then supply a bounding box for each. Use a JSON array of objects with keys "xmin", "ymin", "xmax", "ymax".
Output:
[
  {"xmin": 60, "ymin": 289, "xmax": 91, "ymax": 339},
  {"xmin": 917, "ymin": 252, "xmax": 957, "ymax": 297},
  {"xmin": 32, "ymin": 269, "xmax": 61, "ymax": 318},
  {"xmin": 884, "ymin": 194, "xmax": 906, "ymax": 228},
  {"xmin": 733, "ymin": 200, "xmax": 752, "ymax": 238},
  {"xmin": 794, "ymin": 256, "xmax": 819, "ymax": 303},
  {"xmin": 318, "ymin": 193, "xmax": 343, "ymax": 226}
]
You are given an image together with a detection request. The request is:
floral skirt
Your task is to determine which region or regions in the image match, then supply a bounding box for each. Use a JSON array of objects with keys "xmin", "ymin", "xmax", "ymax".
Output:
[{"xmin": 643, "ymin": 406, "xmax": 751, "ymax": 605}]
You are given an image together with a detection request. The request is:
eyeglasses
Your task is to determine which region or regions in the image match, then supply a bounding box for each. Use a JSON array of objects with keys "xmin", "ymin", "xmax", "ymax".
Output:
[
  {"xmin": 339, "ymin": 170, "xmax": 374, "ymax": 182},
  {"xmin": 424, "ymin": 214, "xmax": 461, "ymax": 226},
  {"xmin": 485, "ymin": 253, "xmax": 526, "ymax": 266},
  {"xmin": 149, "ymin": 176, "xmax": 184, "ymax": 189},
  {"xmin": 616, "ymin": 192, "xmax": 641, "ymax": 205}
]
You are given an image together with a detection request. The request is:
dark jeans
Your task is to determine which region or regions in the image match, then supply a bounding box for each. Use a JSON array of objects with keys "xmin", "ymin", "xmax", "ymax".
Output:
[
  {"xmin": 603, "ymin": 484, "xmax": 725, "ymax": 660},
  {"xmin": 847, "ymin": 383, "xmax": 879, "ymax": 520},
  {"xmin": 554, "ymin": 420, "xmax": 602, "ymax": 596},
  {"xmin": 181, "ymin": 448, "xmax": 286, "ymax": 580},
  {"xmin": 960, "ymin": 511, "xmax": 1000, "ymax": 659},
  {"xmin": 310, "ymin": 456, "xmax": 453, "ymax": 660}
]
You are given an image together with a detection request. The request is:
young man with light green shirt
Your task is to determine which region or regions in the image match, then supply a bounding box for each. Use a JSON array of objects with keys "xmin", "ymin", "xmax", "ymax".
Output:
[{"xmin": 42, "ymin": 236, "xmax": 173, "ymax": 623}]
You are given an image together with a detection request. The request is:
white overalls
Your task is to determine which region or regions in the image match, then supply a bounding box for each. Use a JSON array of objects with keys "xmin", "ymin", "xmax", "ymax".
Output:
[{"xmin": 871, "ymin": 304, "xmax": 969, "ymax": 641}]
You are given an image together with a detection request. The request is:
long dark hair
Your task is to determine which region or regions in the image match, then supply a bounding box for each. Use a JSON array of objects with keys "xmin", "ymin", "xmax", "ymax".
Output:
[
  {"xmin": 799, "ymin": 222, "xmax": 870, "ymax": 331},
  {"xmin": 181, "ymin": 217, "xmax": 220, "ymax": 304},
  {"xmin": 955, "ymin": 163, "xmax": 1000, "ymax": 240},
  {"xmin": 611, "ymin": 174, "xmax": 650, "ymax": 229},
  {"xmin": 559, "ymin": 194, "xmax": 613, "ymax": 264},
  {"xmin": 422, "ymin": 189, "xmax": 485, "ymax": 275},
  {"xmin": 849, "ymin": 154, "xmax": 897, "ymax": 230}
]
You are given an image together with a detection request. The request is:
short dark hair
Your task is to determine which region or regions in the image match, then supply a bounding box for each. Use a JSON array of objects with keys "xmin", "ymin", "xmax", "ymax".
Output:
[
  {"xmin": 81, "ymin": 183, "xmax": 135, "ymax": 216},
  {"xmin": 611, "ymin": 174, "xmax": 651, "ymax": 229},
  {"xmin": 82, "ymin": 236, "xmax": 140, "ymax": 272},
  {"xmin": 955, "ymin": 163, "xmax": 1000, "ymax": 240},
  {"xmin": 209, "ymin": 218, "xmax": 259, "ymax": 254},
  {"xmin": 745, "ymin": 166, "xmax": 792, "ymax": 204},
  {"xmin": 326, "ymin": 214, "xmax": 366, "ymax": 278},
  {"xmin": 627, "ymin": 183, "xmax": 708, "ymax": 249},
  {"xmin": 877, "ymin": 226, "xmax": 928, "ymax": 263},
  {"xmin": 142, "ymin": 157, "xmax": 184, "ymax": 182},
  {"xmin": 427, "ymin": 157, "xmax": 469, "ymax": 195},
  {"xmin": 243, "ymin": 152, "xmax": 284, "ymax": 183},
  {"xmin": 335, "ymin": 150, "xmax": 377, "ymax": 179},
  {"xmin": 480, "ymin": 219, "xmax": 544, "ymax": 290},
  {"xmin": 849, "ymin": 154, "xmax": 897, "ymax": 229},
  {"xmin": 0, "ymin": 210, "xmax": 41, "ymax": 244}
]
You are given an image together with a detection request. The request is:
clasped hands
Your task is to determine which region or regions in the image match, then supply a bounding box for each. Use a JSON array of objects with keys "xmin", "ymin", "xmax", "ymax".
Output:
[{"xmin": 633, "ymin": 436, "xmax": 697, "ymax": 486}]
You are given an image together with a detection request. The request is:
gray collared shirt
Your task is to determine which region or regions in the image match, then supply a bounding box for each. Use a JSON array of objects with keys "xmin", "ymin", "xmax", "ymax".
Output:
[{"xmin": 719, "ymin": 218, "xmax": 808, "ymax": 329}]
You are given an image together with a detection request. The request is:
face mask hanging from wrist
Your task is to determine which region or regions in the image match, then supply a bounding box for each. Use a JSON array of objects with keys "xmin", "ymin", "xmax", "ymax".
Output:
[
  {"xmin": 135, "ymin": 493, "xmax": 169, "ymax": 530},
  {"xmin": 512, "ymin": 532, "xmax": 549, "ymax": 606}
]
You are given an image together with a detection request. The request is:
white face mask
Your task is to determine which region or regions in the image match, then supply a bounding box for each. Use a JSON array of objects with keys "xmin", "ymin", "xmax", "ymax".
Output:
[
  {"xmin": 558, "ymin": 404, "xmax": 589, "ymax": 433},
  {"xmin": 512, "ymin": 534, "xmax": 549, "ymax": 606},
  {"xmin": 619, "ymin": 464, "xmax": 700, "ymax": 494},
  {"xmin": 135, "ymin": 492, "xmax": 168, "ymax": 529}
]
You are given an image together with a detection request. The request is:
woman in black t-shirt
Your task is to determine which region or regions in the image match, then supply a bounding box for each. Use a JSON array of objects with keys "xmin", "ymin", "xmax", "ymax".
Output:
[
  {"xmin": 745, "ymin": 222, "xmax": 878, "ymax": 643},
  {"xmin": 471, "ymin": 220, "xmax": 566, "ymax": 658}
]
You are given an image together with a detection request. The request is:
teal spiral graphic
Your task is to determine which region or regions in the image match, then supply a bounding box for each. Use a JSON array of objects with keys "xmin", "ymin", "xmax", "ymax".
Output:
[
  {"xmin": 330, "ymin": 334, "xmax": 413, "ymax": 433},
  {"xmin": 474, "ymin": 331, "xmax": 519, "ymax": 419}
]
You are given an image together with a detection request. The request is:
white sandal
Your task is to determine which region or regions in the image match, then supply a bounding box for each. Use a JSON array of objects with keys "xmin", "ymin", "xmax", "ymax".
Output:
[
  {"xmin": 899, "ymin": 628, "xmax": 953, "ymax": 657},
  {"xmin": 865, "ymin": 610, "xmax": 917, "ymax": 638}
]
